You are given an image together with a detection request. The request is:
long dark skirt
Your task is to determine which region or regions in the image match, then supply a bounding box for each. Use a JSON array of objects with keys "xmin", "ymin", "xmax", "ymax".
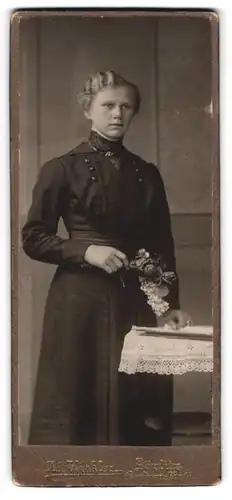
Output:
[{"xmin": 28, "ymin": 266, "xmax": 173, "ymax": 445}]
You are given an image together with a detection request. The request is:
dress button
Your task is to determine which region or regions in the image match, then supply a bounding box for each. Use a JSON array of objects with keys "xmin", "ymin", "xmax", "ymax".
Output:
[
  {"xmin": 135, "ymin": 168, "xmax": 140, "ymax": 172},
  {"xmin": 91, "ymin": 176, "xmax": 97, "ymax": 181},
  {"xmin": 84, "ymin": 158, "xmax": 90, "ymax": 163},
  {"xmin": 138, "ymin": 177, "xmax": 143, "ymax": 182},
  {"xmin": 89, "ymin": 166, "xmax": 95, "ymax": 171}
]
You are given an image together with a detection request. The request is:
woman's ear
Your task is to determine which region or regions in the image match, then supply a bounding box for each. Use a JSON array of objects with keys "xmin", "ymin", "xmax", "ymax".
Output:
[{"xmin": 84, "ymin": 109, "xmax": 92, "ymax": 120}]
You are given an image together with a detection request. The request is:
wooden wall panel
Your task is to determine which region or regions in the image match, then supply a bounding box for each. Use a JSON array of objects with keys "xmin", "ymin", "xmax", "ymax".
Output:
[{"xmin": 158, "ymin": 17, "xmax": 213, "ymax": 214}]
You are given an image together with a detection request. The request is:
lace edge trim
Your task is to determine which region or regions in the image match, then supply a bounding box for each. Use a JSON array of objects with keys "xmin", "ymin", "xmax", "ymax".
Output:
[{"xmin": 118, "ymin": 359, "xmax": 213, "ymax": 375}]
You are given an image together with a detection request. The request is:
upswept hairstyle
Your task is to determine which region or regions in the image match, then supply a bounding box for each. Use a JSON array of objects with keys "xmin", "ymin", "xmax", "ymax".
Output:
[{"xmin": 78, "ymin": 70, "xmax": 141, "ymax": 114}]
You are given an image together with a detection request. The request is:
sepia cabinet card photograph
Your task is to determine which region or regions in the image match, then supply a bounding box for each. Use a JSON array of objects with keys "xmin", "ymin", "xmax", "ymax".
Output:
[{"xmin": 11, "ymin": 9, "xmax": 220, "ymax": 486}]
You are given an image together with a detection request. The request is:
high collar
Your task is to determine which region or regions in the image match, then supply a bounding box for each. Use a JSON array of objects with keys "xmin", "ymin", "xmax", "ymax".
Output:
[{"xmin": 88, "ymin": 130, "xmax": 124, "ymax": 157}]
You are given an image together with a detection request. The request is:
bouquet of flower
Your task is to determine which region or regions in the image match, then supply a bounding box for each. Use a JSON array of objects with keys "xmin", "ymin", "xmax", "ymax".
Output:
[{"xmin": 128, "ymin": 248, "xmax": 176, "ymax": 317}]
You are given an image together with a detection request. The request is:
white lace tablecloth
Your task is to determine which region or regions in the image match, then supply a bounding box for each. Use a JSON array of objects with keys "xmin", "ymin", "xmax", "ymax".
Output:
[{"xmin": 118, "ymin": 326, "xmax": 213, "ymax": 375}]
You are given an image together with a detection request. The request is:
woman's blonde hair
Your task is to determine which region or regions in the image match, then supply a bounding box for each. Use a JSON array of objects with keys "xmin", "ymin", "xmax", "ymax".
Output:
[{"xmin": 78, "ymin": 70, "xmax": 141, "ymax": 114}]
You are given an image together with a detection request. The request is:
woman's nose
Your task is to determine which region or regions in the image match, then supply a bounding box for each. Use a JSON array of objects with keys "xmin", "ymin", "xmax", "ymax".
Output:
[{"xmin": 112, "ymin": 106, "xmax": 122, "ymax": 119}]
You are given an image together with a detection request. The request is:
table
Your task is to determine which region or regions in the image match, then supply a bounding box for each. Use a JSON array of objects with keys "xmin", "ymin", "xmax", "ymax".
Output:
[
  {"xmin": 118, "ymin": 325, "xmax": 213, "ymax": 444},
  {"xmin": 118, "ymin": 325, "xmax": 213, "ymax": 376}
]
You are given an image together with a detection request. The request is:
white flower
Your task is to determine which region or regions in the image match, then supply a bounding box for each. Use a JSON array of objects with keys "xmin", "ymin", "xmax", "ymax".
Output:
[{"xmin": 139, "ymin": 277, "xmax": 170, "ymax": 317}]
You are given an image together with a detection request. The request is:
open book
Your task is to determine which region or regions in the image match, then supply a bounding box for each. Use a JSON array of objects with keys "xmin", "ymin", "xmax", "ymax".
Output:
[{"xmin": 132, "ymin": 325, "xmax": 213, "ymax": 341}]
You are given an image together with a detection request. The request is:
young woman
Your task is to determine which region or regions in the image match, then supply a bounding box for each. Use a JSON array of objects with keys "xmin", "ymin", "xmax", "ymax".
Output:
[{"xmin": 22, "ymin": 70, "xmax": 189, "ymax": 446}]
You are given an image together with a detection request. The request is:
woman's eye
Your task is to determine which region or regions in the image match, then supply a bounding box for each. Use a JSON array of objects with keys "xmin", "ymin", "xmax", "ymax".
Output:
[
  {"xmin": 102, "ymin": 102, "xmax": 133, "ymax": 111},
  {"xmin": 122, "ymin": 104, "xmax": 133, "ymax": 110}
]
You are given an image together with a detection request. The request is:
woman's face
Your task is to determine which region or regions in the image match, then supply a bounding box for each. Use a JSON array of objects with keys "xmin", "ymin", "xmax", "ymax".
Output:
[{"xmin": 85, "ymin": 86, "xmax": 136, "ymax": 140}]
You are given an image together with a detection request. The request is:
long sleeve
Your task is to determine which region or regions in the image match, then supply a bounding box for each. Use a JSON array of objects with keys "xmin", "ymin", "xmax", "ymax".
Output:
[
  {"xmin": 149, "ymin": 166, "xmax": 180, "ymax": 310},
  {"xmin": 21, "ymin": 158, "xmax": 90, "ymax": 265}
]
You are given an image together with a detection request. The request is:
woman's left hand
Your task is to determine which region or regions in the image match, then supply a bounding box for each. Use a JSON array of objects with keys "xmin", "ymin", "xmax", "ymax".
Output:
[{"xmin": 164, "ymin": 309, "xmax": 192, "ymax": 330}]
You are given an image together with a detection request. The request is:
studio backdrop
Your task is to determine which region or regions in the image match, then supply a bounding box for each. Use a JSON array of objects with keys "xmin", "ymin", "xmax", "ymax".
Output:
[{"xmin": 18, "ymin": 15, "xmax": 213, "ymax": 444}]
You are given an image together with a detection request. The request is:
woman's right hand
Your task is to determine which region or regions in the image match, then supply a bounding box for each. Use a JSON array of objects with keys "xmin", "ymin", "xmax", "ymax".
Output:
[{"xmin": 84, "ymin": 245, "xmax": 128, "ymax": 274}]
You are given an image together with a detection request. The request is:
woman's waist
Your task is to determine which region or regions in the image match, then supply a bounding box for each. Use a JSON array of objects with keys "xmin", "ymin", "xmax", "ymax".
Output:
[
  {"xmin": 70, "ymin": 229, "xmax": 139, "ymax": 257},
  {"xmin": 70, "ymin": 229, "xmax": 118, "ymax": 245}
]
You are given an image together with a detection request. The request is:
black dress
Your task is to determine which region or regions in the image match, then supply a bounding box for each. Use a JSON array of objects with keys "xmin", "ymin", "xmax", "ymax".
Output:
[{"xmin": 22, "ymin": 131, "xmax": 180, "ymax": 446}]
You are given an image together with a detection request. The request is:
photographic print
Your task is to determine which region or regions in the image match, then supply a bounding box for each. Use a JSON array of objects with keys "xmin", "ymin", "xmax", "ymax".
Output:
[{"xmin": 11, "ymin": 9, "xmax": 220, "ymax": 486}]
